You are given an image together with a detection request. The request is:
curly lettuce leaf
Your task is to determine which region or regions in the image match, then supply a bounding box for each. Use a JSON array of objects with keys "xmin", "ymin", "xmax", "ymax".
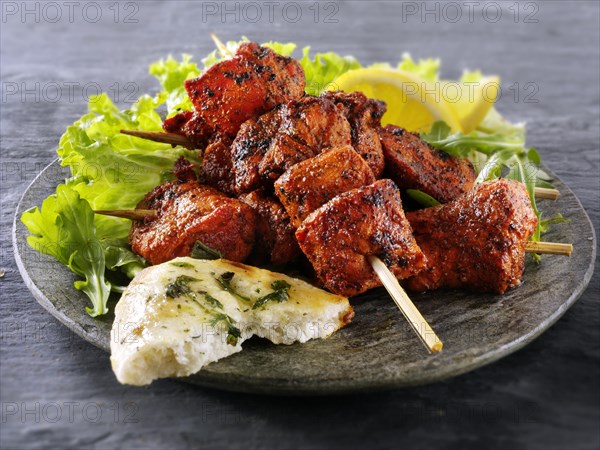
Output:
[
  {"xmin": 23, "ymin": 56, "xmax": 201, "ymax": 316},
  {"xmin": 299, "ymin": 47, "xmax": 362, "ymax": 95},
  {"xmin": 397, "ymin": 53, "xmax": 440, "ymax": 82},
  {"xmin": 59, "ymin": 92, "xmax": 201, "ymax": 241},
  {"xmin": 149, "ymin": 54, "xmax": 200, "ymax": 114},
  {"xmin": 21, "ymin": 185, "xmax": 130, "ymax": 316},
  {"xmin": 263, "ymin": 41, "xmax": 297, "ymax": 57}
]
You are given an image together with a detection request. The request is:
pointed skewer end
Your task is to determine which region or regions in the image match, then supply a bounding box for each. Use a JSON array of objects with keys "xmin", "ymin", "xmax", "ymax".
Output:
[
  {"xmin": 210, "ymin": 32, "xmax": 234, "ymax": 58},
  {"xmin": 525, "ymin": 241, "xmax": 572, "ymax": 256},
  {"xmin": 95, "ymin": 209, "xmax": 156, "ymax": 221},
  {"xmin": 368, "ymin": 255, "xmax": 443, "ymax": 354},
  {"xmin": 120, "ymin": 129, "xmax": 194, "ymax": 149},
  {"xmin": 534, "ymin": 187, "xmax": 560, "ymax": 201}
]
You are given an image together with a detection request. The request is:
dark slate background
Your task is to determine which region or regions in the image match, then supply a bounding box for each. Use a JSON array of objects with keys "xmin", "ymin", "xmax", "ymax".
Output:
[{"xmin": 1, "ymin": 1, "xmax": 598, "ymax": 449}]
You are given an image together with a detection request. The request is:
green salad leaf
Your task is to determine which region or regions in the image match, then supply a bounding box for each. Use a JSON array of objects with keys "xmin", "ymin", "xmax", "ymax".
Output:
[
  {"xmin": 405, "ymin": 189, "xmax": 441, "ymax": 208},
  {"xmin": 21, "ymin": 185, "xmax": 143, "ymax": 316},
  {"xmin": 263, "ymin": 41, "xmax": 297, "ymax": 57},
  {"xmin": 22, "ymin": 56, "xmax": 202, "ymax": 316},
  {"xmin": 59, "ymin": 92, "xmax": 202, "ymax": 242},
  {"xmin": 420, "ymin": 121, "xmax": 525, "ymax": 158},
  {"xmin": 300, "ymin": 47, "xmax": 362, "ymax": 95},
  {"xmin": 149, "ymin": 54, "xmax": 200, "ymax": 114},
  {"xmin": 539, "ymin": 214, "xmax": 570, "ymax": 233},
  {"xmin": 396, "ymin": 53, "xmax": 441, "ymax": 82}
]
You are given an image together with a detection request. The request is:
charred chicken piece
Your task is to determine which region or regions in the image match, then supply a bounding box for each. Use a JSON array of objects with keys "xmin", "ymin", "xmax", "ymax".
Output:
[
  {"xmin": 405, "ymin": 179, "xmax": 538, "ymax": 294},
  {"xmin": 274, "ymin": 146, "xmax": 375, "ymax": 228},
  {"xmin": 164, "ymin": 42, "xmax": 305, "ymax": 146},
  {"xmin": 258, "ymin": 96, "xmax": 352, "ymax": 183},
  {"xmin": 232, "ymin": 96, "xmax": 352, "ymax": 194},
  {"xmin": 296, "ymin": 179, "xmax": 428, "ymax": 297},
  {"xmin": 201, "ymin": 134, "xmax": 236, "ymax": 196},
  {"xmin": 230, "ymin": 107, "xmax": 284, "ymax": 195},
  {"xmin": 320, "ymin": 91, "xmax": 386, "ymax": 177},
  {"xmin": 379, "ymin": 125, "xmax": 477, "ymax": 203},
  {"xmin": 238, "ymin": 189, "xmax": 301, "ymax": 265},
  {"xmin": 163, "ymin": 110, "xmax": 193, "ymax": 137},
  {"xmin": 130, "ymin": 180, "xmax": 256, "ymax": 265},
  {"xmin": 172, "ymin": 155, "xmax": 198, "ymax": 182}
]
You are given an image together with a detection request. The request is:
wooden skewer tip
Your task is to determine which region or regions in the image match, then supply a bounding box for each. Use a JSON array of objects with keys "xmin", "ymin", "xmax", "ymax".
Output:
[
  {"xmin": 368, "ymin": 255, "xmax": 443, "ymax": 353},
  {"xmin": 210, "ymin": 32, "xmax": 234, "ymax": 58},
  {"xmin": 533, "ymin": 187, "xmax": 560, "ymax": 200},
  {"xmin": 120, "ymin": 129, "xmax": 194, "ymax": 148},
  {"xmin": 525, "ymin": 241, "xmax": 573, "ymax": 256},
  {"xmin": 95, "ymin": 209, "xmax": 156, "ymax": 221}
]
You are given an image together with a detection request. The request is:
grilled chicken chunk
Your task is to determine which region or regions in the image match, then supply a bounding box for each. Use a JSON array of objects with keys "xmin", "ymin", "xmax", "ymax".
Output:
[
  {"xmin": 163, "ymin": 109, "xmax": 194, "ymax": 141},
  {"xmin": 238, "ymin": 189, "xmax": 301, "ymax": 265},
  {"xmin": 130, "ymin": 180, "xmax": 256, "ymax": 265},
  {"xmin": 201, "ymin": 135, "xmax": 236, "ymax": 195},
  {"xmin": 230, "ymin": 107, "xmax": 285, "ymax": 194},
  {"xmin": 379, "ymin": 125, "xmax": 476, "ymax": 203},
  {"xmin": 405, "ymin": 179, "xmax": 538, "ymax": 294},
  {"xmin": 296, "ymin": 179, "xmax": 427, "ymax": 297},
  {"xmin": 321, "ymin": 91, "xmax": 386, "ymax": 177},
  {"xmin": 274, "ymin": 146, "xmax": 375, "ymax": 228},
  {"xmin": 164, "ymin": 42, "xmax": 305, "ymax": 146},
  {"xmin": 231, "ymin": 96, "xmax": 352, "ymax": 194},
  {"xmin": 258, "ymin": 96, "xmax": 352, "ymax": 183}
]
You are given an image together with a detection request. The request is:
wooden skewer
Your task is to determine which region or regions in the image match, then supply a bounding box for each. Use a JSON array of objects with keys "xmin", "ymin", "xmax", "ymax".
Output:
[
  {"xmin": 95, "ymin": 209, "xmax": 574, "ymax": 257},
  {"xmin": 121, "ymin": 130, "xmax": 565, "ymax": 202},
  {"xmin": 533, "ymin": 187, "xmax": 560, "ymax": 200},
  {"xmin": 525, "ymin": 241, "xmax": 572, "ymax": 256},
  {"xmin": 368, "ymin": 240, "xmax": 572, "ymax": 353},
  {"xmin": 120, "ymin": 129, "xmax": 195, "ymax": 149},
  {"xmin": 210, "ymin": 32, "xmax": 234, "ymax": 58},
  {"xmin": 368, "ymin": 255, "xmax": 443, "ymax": 353},
  {"xmin": 94, "ymin": 209, "xmax": 156, "ymax": 221},
  {"xmin": 118, "ymin": 130, "xmax": 565, "ymax": 203}
]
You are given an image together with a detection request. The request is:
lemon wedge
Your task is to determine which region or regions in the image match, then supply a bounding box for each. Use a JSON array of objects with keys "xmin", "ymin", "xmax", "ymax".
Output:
[
  {"xmin": 441, "ymin": 76, "xmax": 500, "ymax": 133},
  {"xmin": 329, "ymin": 68, "xmax": 462, "ymax": 133}
]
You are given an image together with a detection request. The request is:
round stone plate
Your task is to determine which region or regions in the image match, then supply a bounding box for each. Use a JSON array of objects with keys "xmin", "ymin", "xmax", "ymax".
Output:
[{"xmin": 13, "ymin": 160, "xmax": 596, "ymax": 395}]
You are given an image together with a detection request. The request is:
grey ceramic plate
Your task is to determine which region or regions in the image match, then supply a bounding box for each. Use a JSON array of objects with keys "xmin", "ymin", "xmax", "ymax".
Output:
[{"xmin": 13, "ymin": 160, "xmax": 596, "ymax": 395}]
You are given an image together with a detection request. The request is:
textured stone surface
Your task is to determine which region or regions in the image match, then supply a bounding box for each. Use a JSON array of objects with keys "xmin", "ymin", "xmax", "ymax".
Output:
[{"xmin": 1, "ymin": 1, "xmax": 599, "ymax": 449}]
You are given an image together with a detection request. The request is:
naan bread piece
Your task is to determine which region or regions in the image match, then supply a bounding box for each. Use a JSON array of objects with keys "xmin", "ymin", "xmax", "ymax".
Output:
[{"xmin": 110, "ymin": 258, "xmax": 353, "ymax": 386}]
